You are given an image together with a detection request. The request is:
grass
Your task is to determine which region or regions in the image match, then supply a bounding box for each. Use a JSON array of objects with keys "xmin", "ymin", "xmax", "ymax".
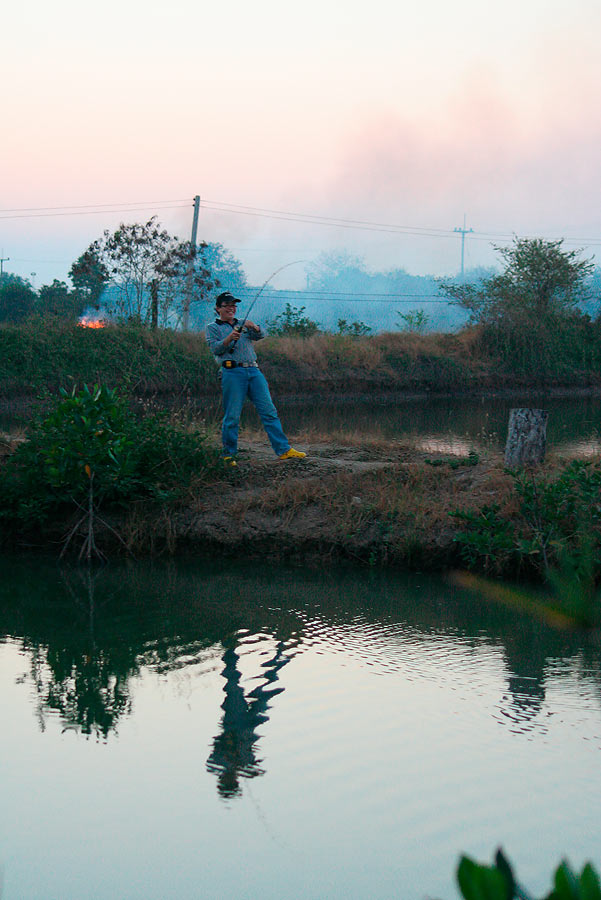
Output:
[{"xmin": 3, "ymin": 318, "xmax": 601, "ymax": 402}]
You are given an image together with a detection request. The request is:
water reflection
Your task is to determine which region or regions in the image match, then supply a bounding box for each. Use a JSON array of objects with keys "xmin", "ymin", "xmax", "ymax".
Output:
[
  {"xmin": 22, "ymin": 568, "xmax": 140, "ymax": 738},
  {"xmin": 3, "ymin": 559, "xmax": 601, "ymax": 900},
  {"xmin": 497, "ymin": 630, "xmax": 549, "ymax": 731},
  {"xmin": 1, "ymin": 558, "xmax": 600, "ymax": 763},
  {"xmin": 270, "ymin": 394, "xmax": 601, "ymax": 455},
  {"xmin": 206, "ymin": 639, "xmax": 292, "ymax": 798}
]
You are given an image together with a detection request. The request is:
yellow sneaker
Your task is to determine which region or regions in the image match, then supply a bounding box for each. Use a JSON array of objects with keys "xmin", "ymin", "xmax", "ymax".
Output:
[
  {"xmin": 279, "ymin": 448, "xmax": 306, "ymax": 460},
  {"xmin": 222, "ymin": 456, "xmax": 237, "ymax": 467}
]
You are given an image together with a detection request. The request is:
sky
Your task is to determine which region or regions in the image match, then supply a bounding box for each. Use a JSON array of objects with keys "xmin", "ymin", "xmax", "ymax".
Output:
[{"xmin": 3, "ymin": 0, "xmax": 601, "ymax": 290}]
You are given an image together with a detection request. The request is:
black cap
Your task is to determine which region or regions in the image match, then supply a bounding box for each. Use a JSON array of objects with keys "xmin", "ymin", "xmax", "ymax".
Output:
[{"xmin": 215, "ymin": 291, "xmax": 240, "ymax": 307}]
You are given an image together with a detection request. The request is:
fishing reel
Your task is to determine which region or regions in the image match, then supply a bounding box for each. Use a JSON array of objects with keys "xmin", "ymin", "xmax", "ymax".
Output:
[{"xmin": 227, "ymin": 324, "xmax": 246, "ymax": 353}]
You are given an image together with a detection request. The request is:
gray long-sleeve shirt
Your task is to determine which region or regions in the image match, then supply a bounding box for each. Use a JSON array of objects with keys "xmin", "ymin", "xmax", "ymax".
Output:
[{"xmin": 205, "ymin": 319, "xmax": 265, "ymax": 366}]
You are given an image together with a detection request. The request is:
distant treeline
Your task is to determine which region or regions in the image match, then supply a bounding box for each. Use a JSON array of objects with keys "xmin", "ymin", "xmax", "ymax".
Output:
[{"xmin": 2, "ymin": 218, "xmax": 601, "ymax": 338}]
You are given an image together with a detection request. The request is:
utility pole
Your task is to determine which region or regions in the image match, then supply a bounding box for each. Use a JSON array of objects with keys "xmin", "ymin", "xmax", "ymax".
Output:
[
  {"xmin": 182, "ymin": 195, "xmax": 200, "ymax": 331},
  {"xmin": 453, "ymin": 215, "xmax": 473, "ymax": 280},
  {"xmin": 0, "ymin": 254, "xmax": 9, "ymax": 277}
]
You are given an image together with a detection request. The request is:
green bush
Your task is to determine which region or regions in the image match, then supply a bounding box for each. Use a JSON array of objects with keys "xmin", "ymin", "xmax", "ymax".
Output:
[
  {"xmin": 0, "ymin": 384, "xmax": 220, "ymax": 531},
  {"xmin": 457, "ymin": 849, "xmax": 600, "ymax": 900},
  {"xmin": 266, "ymin": 303, "xmax": 321, "ymax": 336},
  {"xmin": 453, "ymin": 460, "xmax": 601, "ymax": 577},
  {"xmin": 337, "ymin": 318, "xmax": 371, "ymax": 336}
]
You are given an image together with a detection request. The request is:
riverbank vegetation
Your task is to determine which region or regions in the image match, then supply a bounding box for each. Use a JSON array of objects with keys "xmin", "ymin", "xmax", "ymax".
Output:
[
  {"xmin": 1, "ymin": 312, "xmax": 600, "ymax": 402},
  {"xmin": 1, "ymin": 384, "xmax": 600, "ymax": 620},
  {"xmin": 0, "ymin": 384, "xmax": 221, "ymax": 560},
  {"xmin": 1, "ymin": 236, "xmax": 600, "ymax": 399}
]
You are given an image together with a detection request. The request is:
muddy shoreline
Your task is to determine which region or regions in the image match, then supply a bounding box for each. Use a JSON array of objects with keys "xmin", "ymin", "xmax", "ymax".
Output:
[{"xmin": 1, "ymin": 440, "xmax": 514, "ymax": 569}]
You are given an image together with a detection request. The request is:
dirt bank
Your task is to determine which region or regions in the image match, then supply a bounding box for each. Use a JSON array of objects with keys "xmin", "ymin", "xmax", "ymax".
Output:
[{"xmin": 117, "ymin": 439, "xmax": 514, "ymax": 567}]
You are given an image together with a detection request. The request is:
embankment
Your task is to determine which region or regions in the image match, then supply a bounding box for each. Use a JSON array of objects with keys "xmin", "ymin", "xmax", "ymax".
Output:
[{"xmin": 2, "ymin": 321, "xmax": 601, "ymax": 404}]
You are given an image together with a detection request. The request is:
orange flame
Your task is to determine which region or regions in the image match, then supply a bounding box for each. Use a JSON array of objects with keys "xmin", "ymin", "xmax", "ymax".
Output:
[{"xmin": 78, "ymin": 316, "xmax": 106, "ymax": 329}]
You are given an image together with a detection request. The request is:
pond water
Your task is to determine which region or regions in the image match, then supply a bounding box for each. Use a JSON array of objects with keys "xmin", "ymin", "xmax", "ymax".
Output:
[
  {"xmin": 2, "ymin": 393, "xmax": 601, "ymax": 457},
  {"xmin": 2, "ymin": 558, "xmax": 601, "ymax": 899},
  {"xmin": 272, "ymin": 393, "xmax": 601, "ymax": 457}
]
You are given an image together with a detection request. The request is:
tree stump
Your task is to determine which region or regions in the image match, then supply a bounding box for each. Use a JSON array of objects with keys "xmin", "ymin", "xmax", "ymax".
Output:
[{"xmin": 504, "ymin": 408, "xmax": 548, "ymax": 467}]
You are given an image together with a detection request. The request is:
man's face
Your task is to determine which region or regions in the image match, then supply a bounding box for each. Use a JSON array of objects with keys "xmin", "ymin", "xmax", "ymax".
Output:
[{"xmin": 218, "ymin": 302, "xmax": 237, "ymax": 323}]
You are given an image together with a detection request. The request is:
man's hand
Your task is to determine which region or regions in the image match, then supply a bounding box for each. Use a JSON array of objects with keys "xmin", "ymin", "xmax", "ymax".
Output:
[
  {"xmin": 245, "ymin": 321, "xmax": 261, "ymax": 332},
  {"xmin": 226, "ymin": 328, "xmax": 241, "ymax": 345}
]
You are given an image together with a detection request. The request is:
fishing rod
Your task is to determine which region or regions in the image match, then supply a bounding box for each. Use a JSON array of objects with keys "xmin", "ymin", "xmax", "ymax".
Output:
[{"xmin": 228, "ymin": 259, "xmax": 306, "ymax": 352}]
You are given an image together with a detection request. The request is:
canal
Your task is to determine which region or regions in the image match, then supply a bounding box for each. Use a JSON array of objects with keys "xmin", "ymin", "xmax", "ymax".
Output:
[{"xmin": 1, "ymin": 558, "xmax": 600, "ymax": 898}]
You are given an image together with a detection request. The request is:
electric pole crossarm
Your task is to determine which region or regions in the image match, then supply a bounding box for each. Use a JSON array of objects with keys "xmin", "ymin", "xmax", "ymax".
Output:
[{"xmin": 454, "ymin": 215, "xmax": 473, "ymax": 279}]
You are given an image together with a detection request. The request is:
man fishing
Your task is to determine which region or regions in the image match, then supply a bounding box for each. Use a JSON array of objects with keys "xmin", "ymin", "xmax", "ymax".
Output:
[{"xmin": 205, "ymin": 291, "xmax": 306, "ymax": 465}]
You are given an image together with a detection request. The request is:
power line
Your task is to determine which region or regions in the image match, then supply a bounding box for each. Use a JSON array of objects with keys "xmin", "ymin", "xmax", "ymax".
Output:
[
  {"xmin": 201, "ymin": 202, "xmax": 466, "ymax": 239},
  {"xmin": 232, "ymin": 287, "xmax": 450, "ymax": 302},
  {"xmin": 201, "ymin": 199, "xmax": 601, "ymax": 246},
  {"xmin": 202, "ymin": 199, "xmax": 458, "ymax": 236},
  {"xmin": 0, "ymin": 203, "xmax": 190, "ymax": 221},
  {"xmin": 1, "ymin": 194, "xmax": 599, "ymax": 248},
  {"xmin": 234, "ymin": 287, "xmax": 442, "ymax": 297},
  {"xmin": 0, "ymin": 199, "xmax": 190, "ymax": 213}
]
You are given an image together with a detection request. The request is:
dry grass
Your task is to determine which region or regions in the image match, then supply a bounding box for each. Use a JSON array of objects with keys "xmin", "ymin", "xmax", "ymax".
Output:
[
  {"xmin": 263, "ymin": 332, "xmax": 385, "ymax": 371},
  {"xmin": 216, "ymin": 449, "xmax": 517, "ymax": 566},
  {"xmin": 262, "ymin": 330, "xmax": 479, "ymax": 374},
  {"xmin": 0, "ymin": 429, "xmax": 27, "ymax": 459}
]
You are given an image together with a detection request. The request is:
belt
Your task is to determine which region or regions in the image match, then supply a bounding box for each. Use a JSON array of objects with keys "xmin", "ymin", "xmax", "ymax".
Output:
[{"xmin": 222, "ymin": 360, "xmax": 259, "ymax": 369}]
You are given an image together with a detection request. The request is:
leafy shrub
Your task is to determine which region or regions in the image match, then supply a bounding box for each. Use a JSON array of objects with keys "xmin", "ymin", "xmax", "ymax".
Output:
[
  {"xmin": 457, "ymin": 848, "xmax": 600, "ymax": 900},
  {"xmin": 266, "ymin": 304, "xmax": 321, "ymax": 337},
  {"xmin": 397, "ymin": 309, "xmax": 430, "ymax": 332},
  {"xmin": 452, "ymin": 504, "xmax": 518, "ymax": 574},
  {"xmin": 452, "ymin": 460, "xmax": 601, "ymax": 580},
  {"xmin": 337, "ymin": 318, "xmax": 371, "ymax": 337},
  {"xmin": 0, "ymin": 384, "xmax": 220, "ymax": 531}
]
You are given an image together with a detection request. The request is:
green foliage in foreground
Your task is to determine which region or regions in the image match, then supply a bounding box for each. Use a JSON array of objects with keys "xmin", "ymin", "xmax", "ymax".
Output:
[
  {"xmin": 457, "ymin": 849, "xmax": 600, "ymax": 900},
  {"xmin": 0, "ymin": 384, "xmax": 220, "ymax": 533},
  {"xmin": 452, "ymin": 459, "xmax": 601, "ymax": 625},
  {"xmin": 454, "ymin": 460, "xmax": 601, "ymax": 577}
]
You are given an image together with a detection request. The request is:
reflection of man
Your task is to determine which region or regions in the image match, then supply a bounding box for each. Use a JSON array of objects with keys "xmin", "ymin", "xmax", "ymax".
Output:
[
  {"xmin": 205, "ymin": 291, "xmax": 306, "ymax": 465},
  {"xmin": 206, "ymin": 640, "xmax": 290, "ymax": 798}
]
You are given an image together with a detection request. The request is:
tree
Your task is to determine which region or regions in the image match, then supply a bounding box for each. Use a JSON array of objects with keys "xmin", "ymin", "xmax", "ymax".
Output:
[
  {"xmin": 441, "ymin": 238, "xmax": 594, "ymax": 326},
  {"xmin": 197, "ymin": 243, "xmax": 247, "ymax": 297},
  {"xmin": 75, "ymin": 218, "xmax": 217, "ymax": 327},
  {"xmin": 36, "ymin": 280, "xmax": 86, "ymax": 321},
  {"xmin": 440, "ymin": 238, "xmax": 598, "ymax": 373},
  {"xmin": 0, "ymin": 274, "xmax": 36, "ymax": 323},
  {"xmin": 187, "ymin": 243, "xmax": 248, "ymax": 328},
  {"xmin": 69, "ymin": 249, "xmax": 110, "ymax": 309},
  {"xmin": 306, "ymin": 251, "xmax": 369, "ymax": 292}
]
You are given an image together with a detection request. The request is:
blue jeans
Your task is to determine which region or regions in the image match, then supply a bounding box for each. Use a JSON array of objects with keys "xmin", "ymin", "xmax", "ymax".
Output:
[{"xmin": 221, "ymin": 368, "xmax": 290, "ymax": 457}]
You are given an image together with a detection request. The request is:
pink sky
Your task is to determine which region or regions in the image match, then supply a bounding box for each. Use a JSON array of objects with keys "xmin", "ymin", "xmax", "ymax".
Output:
[{"xmin": 3, "ymin": 0, "xmax": 601, "ymax": 287}]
